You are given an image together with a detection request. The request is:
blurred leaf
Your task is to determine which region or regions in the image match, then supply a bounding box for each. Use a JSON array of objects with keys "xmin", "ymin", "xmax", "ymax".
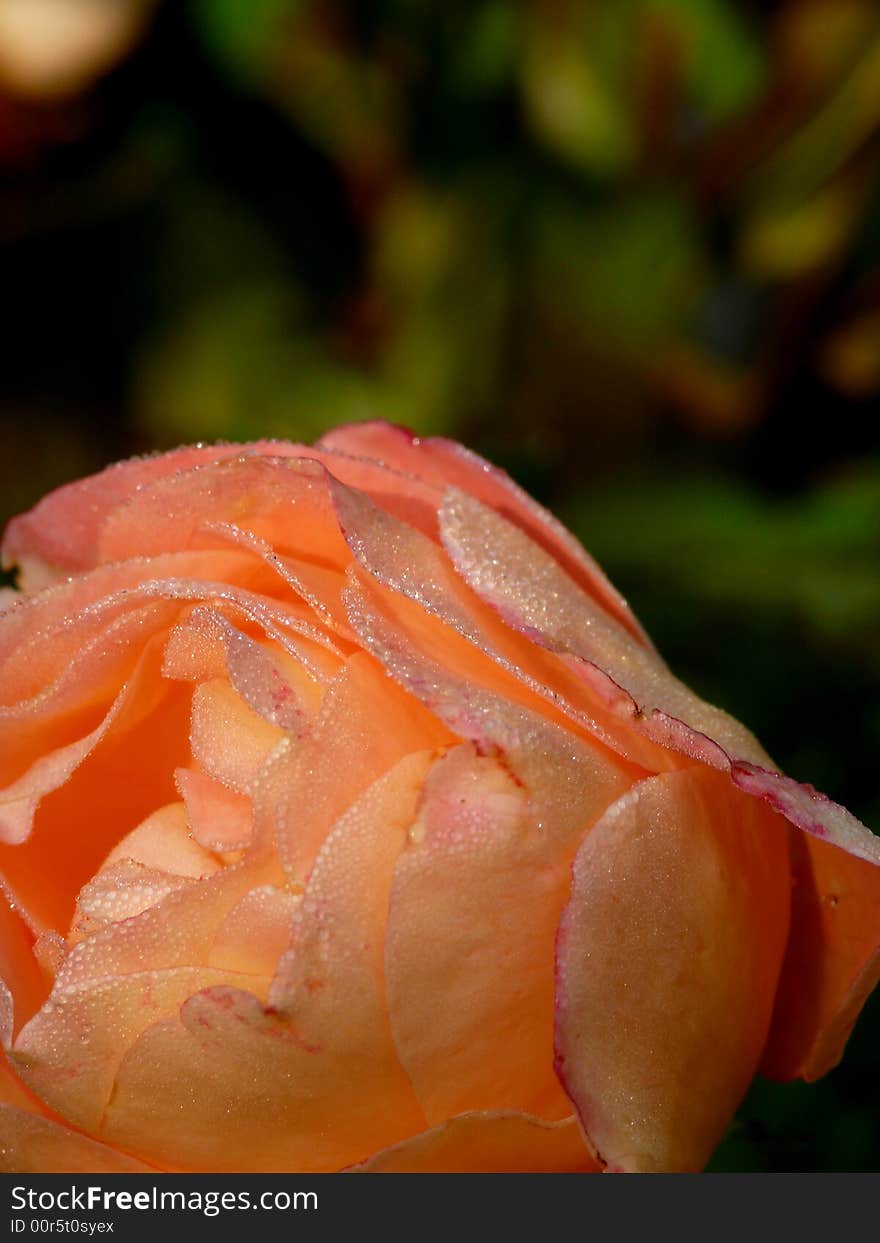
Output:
[
  {"xmin": 566, "ymin": 468, "xmax": 880, "ymax": 651},
  {"xmin": 647, "ymin": 0, "xmax": 765, "ymax": 124},
  {"xmin": 533, "ymin": 189, "xmax": 703, "ymax": 351},
  {"xmin": 272, "ymin": 14, "xmax": 398, "ymax": 184},
  {"xmin": 744, "ymin": 31, "xmax": 880, "ymax": 204},
  {"xmin": 740, "ymin": 175, "xmax": 865, "ymax": 278},
  {"xmin": 520, "ymin": 4, "xmax": 635, "ymax": 177},
  {"xmin": 451, "ymin": 1, "xmax": 518, "ymax": 94},
  {"xmin": 372, "ymin": 179, "xmax": 510, "ymax": 429},
  {"xmin": 191, "ymin": 0, "xmax": 298, "ymax": 86}
]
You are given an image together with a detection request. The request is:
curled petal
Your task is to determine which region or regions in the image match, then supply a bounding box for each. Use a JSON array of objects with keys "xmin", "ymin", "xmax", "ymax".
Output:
[
  {"xmin": 2, "ymin": 443, "xmax": 313, "ymax": 584},
  {"xmin": 762, "ymin": 829, "xmax": 880, "ymax": 1081},
  {"xmin": 0, "ymin": 637, "xmax": 193, "ymax": 933},
  {"xmin": 318, "ymin": 421, "xmax": 650, "ymax": 645},
  {"xmin": 439, "ymin": 487, "xmax": 770, "ymax": 767},
  {"xmin": 175, "ymin": 768, "xmax": 254, "ymax": 853},
  {"xmin": 554, "ymin": 767, "xmax": 790, "ymax": 1173}
]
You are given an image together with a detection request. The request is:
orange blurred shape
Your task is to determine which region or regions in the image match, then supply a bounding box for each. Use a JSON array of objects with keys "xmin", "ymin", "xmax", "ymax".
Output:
[
  {"xmin": 821, "ymin": 309, "xmax": 880, "ymax": 396},
  {"xmin": 0, "ymin": 0, "xmax": 156, "ymax": 100},
  {"xmin": 654, "ymin": 345, "xmax": 761, "ymax": 435}
]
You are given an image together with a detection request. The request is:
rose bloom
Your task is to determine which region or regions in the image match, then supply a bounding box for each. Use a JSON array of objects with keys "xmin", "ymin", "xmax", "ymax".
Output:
[{"xmin": 0, "ymin": 423, "xmax": 878, "ymax": 1174}]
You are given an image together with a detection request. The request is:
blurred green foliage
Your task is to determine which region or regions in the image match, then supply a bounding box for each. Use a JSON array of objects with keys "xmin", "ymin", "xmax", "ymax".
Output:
[{"xmin": 1, "ymin": 0, "xmax": 879, "ymax": 1171}]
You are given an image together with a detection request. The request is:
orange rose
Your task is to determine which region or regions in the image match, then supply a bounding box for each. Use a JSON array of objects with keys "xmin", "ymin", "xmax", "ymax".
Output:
[{"xmin": 0, "ymin": 422, "xmax": 878, "ymax": 1173}]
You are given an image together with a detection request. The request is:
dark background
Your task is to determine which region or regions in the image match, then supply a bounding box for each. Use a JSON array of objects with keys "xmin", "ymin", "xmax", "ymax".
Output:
[{"xmin": 0, "ymin": 0, "xmax": 878, "ymax": 1170}]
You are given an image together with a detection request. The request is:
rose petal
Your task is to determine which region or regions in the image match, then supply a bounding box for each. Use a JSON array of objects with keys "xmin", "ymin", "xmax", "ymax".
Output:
[
  {"xmin": 0, "ymin": 1105, "xmax": 155, "ymax": 1172},
  {"xmin": 70, "ymin": 862, "xmax": 197, "ymax": 942},
  {"xmin": 1, "ymin": 442, "xmax": 310, "ymax": 584},
  {"xmin": 338, "ymin": 580, "xmax": 636, "ymax": 1119},
  {"xmin": 0, "ymin": 550, "xmax": 264, "ymax": 697},
  {"xmin": 554, "ymin": 767, "xmax": 790, "ymax": 1172},
  {"xmin": 437, "ymin": 488, "xmax": 880, "ymax": 1081},
  {"xmin": 439, "ymin": 486, "xmax": 771, "ymax": 767},
  {"xmin": 272, "ymin": 652, "xmax": 454, "ymax": 882},
  {"xmin": 189, "ymin": 679, "xmax": 286, "ymax": 794},
  {"xmin": 103, "ymin": 802, "xmax": 221, "ymax": 878},
  {"xmin": 0, "ymin": 602, "xmax": 180, "ymax": 792},
  {"xmin": 2, "ymin": 437, "xmax": 442, "ymax": 588},
  {"xmin": 12, "ymin": 967, "xmax": 260, "ymax": 1133},
  {"xmin": 348, "ymin": 1111, "xmax": 600, "ymax": 1173},
  {"xmin": 333, "ymin": 481, "xmax": 674, "ymax": 770},
  {"xmin": 318, "ymin": 421, "xmax": 651, "ymax": 644},
  {"xmin": 761, "ymin": 828, "xmax": 880, "ymax": 1081},
  {"xmin": 98, "ymin": 456, "xmax": 351, "ymax": 569},
  {"xmin": 175, "ymin": 767, "xmax": 254, "ymax": 853},
  {"xmin": 209, "ymin": 886, "xmax": 300, "ymax": 978},
  {"xmin": 0, "ymin": 890, "xmax": 46, "ymax": 1038},
  {"xmin": 0, "ymin": 636, "xmax": 193, "ymax": 932},
  {"xmin": 50, "ymin": 858, "xmax": 279, "ymax": 994},
  {"xmin": 384, "ymin": 738, "xmax": 630, "ymax": 1123},
  {"xmin": 98, "ymin": 753, "xmax": 434, "ymax": 1171},
  {"xmin": 1, "ymin": 1055, "xmax": 41, "ymax": 1113},
  {"xmin": 171, "ymin": 530, "xmax": 356, "ymax": 650}
]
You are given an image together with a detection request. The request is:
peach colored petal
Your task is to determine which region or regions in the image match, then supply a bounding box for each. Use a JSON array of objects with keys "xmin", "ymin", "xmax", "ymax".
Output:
[
  {"xmin": 1, "ymin": 1054, "xmax": 41, "ymax": 1113},
  {"xmin": 70, "ymin": 862, "xmax": 197, "ymax": 944},
  {"xmin": 0, "ymin": 891, "xmax": 46, "ymax": 1037},
  {"xmin": 343, "ymin": 572, "xmax": 664, "ymax": 777},
  {"xmin": 318, "ymin": 420, "xmax": 651, "ymax": 644},
  {"xmin": 176, "ymin": 767, "xmax": 254, "ymax": 852},
  {"xmin": 165, "ymin": 610, "xmax": 341, "ymax": 702},
  {"xmin": 439, "ymin": 486, "xmax": 771, "ymax": 767},
  {"xmin": 762, "ymin": 829, "xmax": 880, "ymax": 1081},
  {"xmin": 99, "ymin": 753, "xmax": 435, "ymax": 1171},
  {"xmin": 272, "ymin": 652, "xmax": 455, "ymax": 883},
  {"xmin": 0, "ymin": 638, "xmax": 192, "ymax": 932},
  {"xmin": 0, "ymin": 602, "xmax": 180, "ymax": 792},
  {"xmin": 0, "ymin": 561, "xmax": 317, "ymax": 812},
  {"xmin": 32, "ymin": 932, "xmax": 65, "ymax": 981},
  {"xmin": 190, "ymin": 679, "xmax": 286, "ymax": 793},
  {"xmin": 334, "ymin": 481, "xmax": 675, "ymax": 770},
  {"xmin": 207, "ymin": 527, "xmax": 358, "ymax": 644},
  {"xmin": 0, "ymin": 549, "xmax": 264, "ymax": 695},
  {"xmin": 440, "ymin": 489, "xmax": 880, "ymax": 852},
  {"xmin": 439, "ymin": 486, "xmax": 880, "ymax": 1075},
  {"xmin": 348, "ymin": 1112, "xmax": 600, "ymax": 1172},
  {"xmin": 331, "ymin": 584, "xmax": 636, "ymax": 1120},
  {"xmin": 730, "ymin": 761, "xmax": 880, "ymax": 868},
  {"xmin": 555, "ymin": 767, "xmax": 790, "ymax": 1172},
  {"xmin": 308, "ymin": 447, "xmax": 442, "ymax": 537},
  {"xmin": 49, "ymin": 858, "xmax": 279, "ymax": 995},
  {"xmin": 98, "ymin": 456, "xmax": 351, "ymax": 569},
  {"xmin": 174, "ymin": 611, "xmax": 314, "ymax": 733},
  {"xmin": 1, "ymin": 441, "xmax": 312, "ymax": 584},
  {"xmin": 2, "ymin": 435, "xmax": 445, "ymax": 589},
  {"xmin": 209, "ymin": 886, "xmax": 300, "ymax": 978},
  {"xmin": 0, "ymin": 1105, "xmax": 155, "ymax": 1172},
  {"xmin": 12, "ymin": 967, "xmax": 262, "ymax": 1133},
  {"xmin": 384, "ymin": 737, "xmax": 630, "ymax": 1124},
  {"xmin": 102, "ymin": 802, "xmax": 219, "ymax": 877}
]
